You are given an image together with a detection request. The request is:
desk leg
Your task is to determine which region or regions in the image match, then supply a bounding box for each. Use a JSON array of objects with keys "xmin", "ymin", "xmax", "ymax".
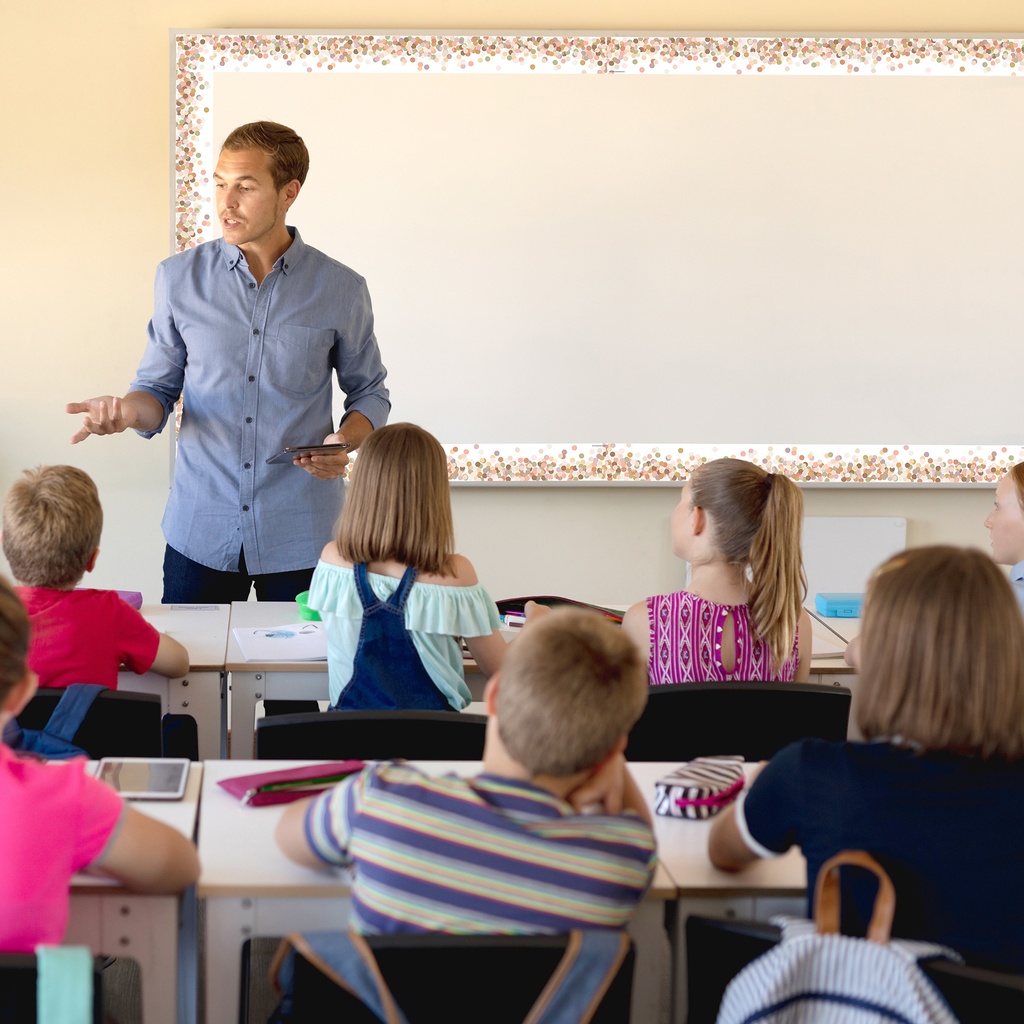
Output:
[
  {"xmin": 67, "ymin": 893, "xmax": 179, "ymax": 1024},
  {"xmin": 205, "ymin": 895, "xmax": 352, "ymax": 1024},
  {"xmin": 628, "ymin": 900, "xmax": 672, "ymax": 1024},
  {"xmin": 228, "ymin": 673, "xmax": 260, "ymax": 759},
  {"xmin": 170, "ymin": 671, "xmax": 222, "ymax": 761}
]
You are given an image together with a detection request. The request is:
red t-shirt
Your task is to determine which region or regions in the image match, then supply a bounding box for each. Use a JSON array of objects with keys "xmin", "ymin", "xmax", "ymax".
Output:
[
  {"xmin": 16, "ymin": 587, "xmax": 161, "ymax": 689},
  {"xmin": 0, "ymin": 745, "xmax": 124, "ymax": 951}
]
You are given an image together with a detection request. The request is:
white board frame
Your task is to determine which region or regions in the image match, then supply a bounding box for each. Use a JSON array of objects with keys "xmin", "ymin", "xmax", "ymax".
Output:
[{"xmin": 172, "ymin": 31, "xmax": 1024, "ymax": 485}]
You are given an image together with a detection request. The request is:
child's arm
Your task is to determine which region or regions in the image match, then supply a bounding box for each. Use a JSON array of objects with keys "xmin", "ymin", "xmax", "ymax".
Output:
[
  {"xmin": 149, "ymin": 633, "xmax": 190, "ymax": 679},
  {"xmin": 565, "ymin": 751, "xmax": 653, "ymax": 826},
  {"xmin": 88, "ymin": 805, "xmax": 200, "ymax": 893},
  {"xmin": 708, "ymin": 804, "xmax": 761, "ymax": 872},
  {"xmin": 464, "ymin": 631, "xmax": 507, "ymax": 677},
  {"xmin": 620, "ymin": 602, "xmax": 651, "ymax": 662},
  {"xmin": 276, "ymin": 796, "xmax": 329, "ymax": 868}
]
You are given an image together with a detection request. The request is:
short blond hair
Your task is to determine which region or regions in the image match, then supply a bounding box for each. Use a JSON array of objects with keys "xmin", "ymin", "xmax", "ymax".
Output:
[
  {"xmin": 336, "ymin": 424, "xmax": 455, "ymax": 576},
  {"xmin": 0, "ymin": 575, "xmax": 29, "ymax": 706},
  {"xmin": 2, "ymin": 466, "xmax": 103, "ymax": 588},
  {"xmin": 496, "ymin": 609, "xmax": 648, "ymax": 776},
  {"xmin": 858, "ymin": 545, "xmax": 1024, "ymax": 759}
]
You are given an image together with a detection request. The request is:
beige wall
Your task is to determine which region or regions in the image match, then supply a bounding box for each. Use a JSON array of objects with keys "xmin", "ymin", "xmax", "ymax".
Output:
[{"xmin": 2, "ymin": 2, "xmax": 1018, "ymax": 604}]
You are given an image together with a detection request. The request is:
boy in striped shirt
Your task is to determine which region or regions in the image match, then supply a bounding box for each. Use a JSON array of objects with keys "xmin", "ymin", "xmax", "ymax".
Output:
[{"xmin": 275, "ymin": 608, "xmax": 656, "ymax": 933}]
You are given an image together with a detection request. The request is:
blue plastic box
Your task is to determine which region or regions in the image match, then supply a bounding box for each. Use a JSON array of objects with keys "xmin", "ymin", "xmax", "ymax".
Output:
[{"xmin": 814, "ymin": 593, "xmax": 863, "ymax": 618}]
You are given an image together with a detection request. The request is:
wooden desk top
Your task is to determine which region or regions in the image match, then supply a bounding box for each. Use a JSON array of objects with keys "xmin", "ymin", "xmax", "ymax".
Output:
[
  {"xmin": 627, "ymin": 763, "xmax": 806, "ymax": 897},
  {"xmin": 198, "ymin": 760, "xmax": 809, "ymax": 903},
  {"xmin": 142, "ymin": 603, "xmax": 231, "ymax": 672}
]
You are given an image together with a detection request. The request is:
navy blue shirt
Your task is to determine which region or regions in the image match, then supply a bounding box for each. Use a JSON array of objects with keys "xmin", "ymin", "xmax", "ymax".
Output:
[
  {"xmin": 131, "ymin": 228, "xmax": 390, "ymax": 574},
  {"xmin": 738, "ymin": 739, "xmax": 1024, "ymax": 971}
]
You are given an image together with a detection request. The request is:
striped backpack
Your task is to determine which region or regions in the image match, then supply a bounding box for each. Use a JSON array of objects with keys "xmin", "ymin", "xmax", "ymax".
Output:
[{"xmin": 717, "ymin": 851, "xmax": 961, "ymax": 1024}]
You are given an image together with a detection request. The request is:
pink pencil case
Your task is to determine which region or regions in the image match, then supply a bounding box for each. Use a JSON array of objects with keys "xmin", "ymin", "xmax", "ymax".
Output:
[
  {"xmin": 218, "ymin": 760, "xmax": 366, "ymax": 807},
  {"xmin": 654, "ymin": 755, "xmax": 745, "ymax": 820}
]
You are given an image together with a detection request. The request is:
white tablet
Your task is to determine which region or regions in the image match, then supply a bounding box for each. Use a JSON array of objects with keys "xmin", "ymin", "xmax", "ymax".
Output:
[{"xmin": 95, "ymin": 758, "xmax": 190, "ymax": 800}]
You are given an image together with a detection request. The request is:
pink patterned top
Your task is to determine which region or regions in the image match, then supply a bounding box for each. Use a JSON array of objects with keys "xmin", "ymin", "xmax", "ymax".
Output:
[{"xmin": 645, "ymin": 591, "xmax": 799, "ymax": 684}]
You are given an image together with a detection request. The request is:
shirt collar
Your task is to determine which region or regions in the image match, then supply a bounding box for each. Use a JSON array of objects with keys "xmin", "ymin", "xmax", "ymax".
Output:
[
  {"xmin": 1011, "ymin": 560, "xmax": 1024, "ymax": 583},
  {"xmin": 219, "ymin": 225, "xmax": 306, "ymax": 275}
]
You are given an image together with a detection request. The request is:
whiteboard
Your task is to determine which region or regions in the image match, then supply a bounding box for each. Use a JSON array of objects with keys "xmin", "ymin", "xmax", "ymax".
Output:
[
  {"xmin": 173, "ymin": 33, "xmax": 1024, "ymax": 483},
  {"xmin": 803, "ymin": 515, "xmax": 907, "ymax": 602}
]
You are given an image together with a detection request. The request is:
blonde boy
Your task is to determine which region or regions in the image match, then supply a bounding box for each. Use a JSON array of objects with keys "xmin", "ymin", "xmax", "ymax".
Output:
[
  {"xmin": 276, "ymin": 608, "xmax": 656, "ymax": 933},
  {"xmin": 1, "ymin": 466, "xmax": 188, "ymax": 687}
]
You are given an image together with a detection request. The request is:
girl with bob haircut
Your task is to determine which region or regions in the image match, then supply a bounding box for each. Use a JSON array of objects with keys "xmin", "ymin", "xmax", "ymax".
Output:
[
  {"xmin": 709, "ymin": 546, "xmax": 1024, "ymax": 971},
  {"xmin": 984, "ymin": 462, "xmax": 1024, "ymax": 613},
  {"xmin": 307, "ymin": 422, "xmax": 507, "ymax": 710},
  {"xmin": 622, "ymin": 457, "xmax": 810, "ymax": 683}
]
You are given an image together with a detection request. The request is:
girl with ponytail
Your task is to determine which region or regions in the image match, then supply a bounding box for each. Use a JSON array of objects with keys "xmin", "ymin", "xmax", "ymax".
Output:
[{"xmin": 622, "ymin": 458, "xmax": 811, "ymax": 683}]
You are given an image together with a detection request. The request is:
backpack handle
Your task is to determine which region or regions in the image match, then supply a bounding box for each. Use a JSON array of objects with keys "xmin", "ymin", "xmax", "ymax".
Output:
[{"xmin": 813, "ymin": 849, "xmax": 895, "ymax": 944}]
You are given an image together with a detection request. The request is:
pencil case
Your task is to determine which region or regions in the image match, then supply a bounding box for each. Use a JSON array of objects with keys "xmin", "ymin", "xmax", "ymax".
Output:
[
  {"xmin": 654, "ymin": 755, "xmax": 745, "ymax": 820},
  {"xmin": 218, "ymin": 760, "xmax": 365, "ymax": 806}
]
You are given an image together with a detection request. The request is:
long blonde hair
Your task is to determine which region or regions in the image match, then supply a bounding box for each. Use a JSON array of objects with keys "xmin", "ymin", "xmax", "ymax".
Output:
[
  {"xmin": 335, "ymin": 423, "xmax": 456, "ymax": 576},
  {"xmin": 688, "ymin": 458, "xmax": 806, "ymax": 671},
  {"xmin": 858, "ymin": 546, "xmax": 1024, "ymax": 759}
]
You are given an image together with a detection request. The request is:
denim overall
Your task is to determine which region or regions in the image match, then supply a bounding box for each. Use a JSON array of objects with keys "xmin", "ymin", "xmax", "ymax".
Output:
[{"xmin": 333, "ymin": 563, "xmax": 452, "ymax": 711}]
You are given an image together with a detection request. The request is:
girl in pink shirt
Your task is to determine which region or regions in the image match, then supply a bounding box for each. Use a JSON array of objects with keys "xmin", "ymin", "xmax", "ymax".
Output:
[{"xmin": 623, "ymin": 458, "xmax": 811, "ymax": 684}]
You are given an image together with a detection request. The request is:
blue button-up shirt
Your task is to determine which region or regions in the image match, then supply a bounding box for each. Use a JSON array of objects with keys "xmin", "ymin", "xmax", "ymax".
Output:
[{"xmin": 130, "ymin": 228, "xmax": 390, "ymax": 574}]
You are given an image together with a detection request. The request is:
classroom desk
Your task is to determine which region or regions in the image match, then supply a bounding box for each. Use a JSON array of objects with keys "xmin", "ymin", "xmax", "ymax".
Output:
[
  {"xmin": 199, "ymin": 760, "xmax": 676, "ymax": 1024},
  {"xmin": 629, "ymin": 763, "xmax": 807, "ymax": 1024},
  {"xmin": 120, "ymin": 604, "xmax": 230, "ymax": 759},
  {"xmin": 225, "ymin": 602, "xmax": 862, "ymax": 758},
  {"xmin": 225, "ymin": 602, "xmax": 332, "ymax": 758},
  {"xmin": 65, "ymin": 762, "xmax": 204, "ymax": 1024}
]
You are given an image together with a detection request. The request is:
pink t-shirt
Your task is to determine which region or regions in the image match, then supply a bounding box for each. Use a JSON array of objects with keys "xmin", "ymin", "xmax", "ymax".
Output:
[
  {"xmin": 646, "ymin": 590, "xmax": 799, "ymax": 684},
  {"xmin": 16, "ymin": 587, "xmax": 160, "ymax": 689},
  {"xmin": 0, "ymin": 744, "xmax": 124, "ymax": 952}
]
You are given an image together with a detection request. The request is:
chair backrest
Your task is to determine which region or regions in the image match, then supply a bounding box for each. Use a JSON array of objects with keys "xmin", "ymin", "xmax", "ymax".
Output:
[
  {"xmin": 0, "ymin": 952, "xmax": 105, "ymax": 1024},
  {"xmin": 251, "ymin": 933, "xmax": 634, "ymax": 1024},
  {"xmin": 17, "ymin": 689, "xmax": 164, "ymax": 758},
  {"xmin": 625, "ymin": 680, "xmax": 851, "ymax": 761},
  {"xmin": 685, "ymin": 915, "xmax": 1024, "ymax": 1024},
  {"xmin": 255, "ymin": 710, "xmax": 488, "ymax": 760}
]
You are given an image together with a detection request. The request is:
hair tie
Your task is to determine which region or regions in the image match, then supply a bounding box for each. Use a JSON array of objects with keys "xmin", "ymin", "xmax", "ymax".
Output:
[{"xmin": 764, "ymin": 473, "xmax": 774, "ymax": 492}]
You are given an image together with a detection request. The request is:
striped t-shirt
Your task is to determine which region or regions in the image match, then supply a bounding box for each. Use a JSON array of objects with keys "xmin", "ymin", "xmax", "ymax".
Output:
[{"xmin": 303, "ymin": 762, "xmax": 657, "ymax": 934}]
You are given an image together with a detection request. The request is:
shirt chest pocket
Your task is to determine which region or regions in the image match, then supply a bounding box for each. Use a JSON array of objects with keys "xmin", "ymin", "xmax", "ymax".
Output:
[{"xmin": 263, "ymin": 324, "xmax": 335, "ymax": 397}]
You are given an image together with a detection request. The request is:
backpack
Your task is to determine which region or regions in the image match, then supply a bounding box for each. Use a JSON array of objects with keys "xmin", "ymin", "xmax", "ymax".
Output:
[
  {"xmin": 717, "ymin": 850, "xmax": 962, "ymax": 1024},
  {"xmin": 3, "ymin": 684, "xmax": 106, "ymax": 760}
]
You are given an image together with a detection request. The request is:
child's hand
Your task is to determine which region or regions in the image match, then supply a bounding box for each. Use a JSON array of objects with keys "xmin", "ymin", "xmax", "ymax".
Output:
[
  {"xmin": 566, "ymin": 753, "xmax": 628, "ymax": 815},
  {"xmin": 523, "ymin": 600, "xmax": 551, "ymax": 625}
]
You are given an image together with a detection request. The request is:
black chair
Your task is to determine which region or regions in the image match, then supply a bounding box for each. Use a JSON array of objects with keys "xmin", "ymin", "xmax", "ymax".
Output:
[
  {"xmin": 625, "ymin": 680, "xmax": 851, "ymax": 761},
  {"xmin": 17, "ymin": 688, "xmax": 165, "ymax": 758},
  {"xmin": 0, "ymin": 952, "xmax": 106, "ymax": 1024},
  {"xmin": 255, "ymin": 709, "xmax": 489, "ymax": 760},
  {"xmin": 245, "ymin": 932, "xmax": 634, "ymax": 1024},
  {"xmin": 685, "ymin": 915, "xmax": 1024, "ymax": 1024}
]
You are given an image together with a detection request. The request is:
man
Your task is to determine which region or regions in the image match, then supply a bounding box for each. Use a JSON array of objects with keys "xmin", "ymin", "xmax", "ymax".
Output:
[{"xmin": 67, "ymin": 122, "xmax": 390, "ymax": 602}]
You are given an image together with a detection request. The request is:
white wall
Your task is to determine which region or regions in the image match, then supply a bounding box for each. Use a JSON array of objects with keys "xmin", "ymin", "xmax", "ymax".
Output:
[{"xmin": 1, "ymin": 0, "xmax": 1015, "ymax": 604}]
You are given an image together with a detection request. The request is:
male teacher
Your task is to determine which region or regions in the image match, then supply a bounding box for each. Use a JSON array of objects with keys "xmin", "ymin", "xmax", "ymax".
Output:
[{"xmin": 67, "ymin": 121, "xmax": 390, "ymax": 603}]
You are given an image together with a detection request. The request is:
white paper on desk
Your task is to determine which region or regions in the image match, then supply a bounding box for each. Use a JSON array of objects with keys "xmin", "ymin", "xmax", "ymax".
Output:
[
  {"xmin": 232, "ymin": 622, "xmax": 328, "ymax": 661},
  {"xmin": 811, "ymin": 635, "xmax": 847, "ymax": 659}
]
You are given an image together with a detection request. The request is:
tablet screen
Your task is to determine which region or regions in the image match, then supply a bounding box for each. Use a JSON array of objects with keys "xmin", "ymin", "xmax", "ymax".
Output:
[{"xmin": 96, "ymin": 758, "xmax": 190, "ymax": 800}]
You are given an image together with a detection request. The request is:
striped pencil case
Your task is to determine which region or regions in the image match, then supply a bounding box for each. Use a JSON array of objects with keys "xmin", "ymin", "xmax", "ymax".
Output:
[{"xmin": 654, "ymin": 755, "xmax": 745, "ymax": 819}]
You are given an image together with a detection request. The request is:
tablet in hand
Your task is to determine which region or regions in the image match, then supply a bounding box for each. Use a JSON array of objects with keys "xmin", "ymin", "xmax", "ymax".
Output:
[{"xmin": 265, "ymin": 443, "xmax": 350, "ymax": 465}]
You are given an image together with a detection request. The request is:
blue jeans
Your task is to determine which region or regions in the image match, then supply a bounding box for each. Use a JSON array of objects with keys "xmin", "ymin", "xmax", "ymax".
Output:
[{"xmin": 161, "ymin": 545, "xmax": 315, "ymax": 604}]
